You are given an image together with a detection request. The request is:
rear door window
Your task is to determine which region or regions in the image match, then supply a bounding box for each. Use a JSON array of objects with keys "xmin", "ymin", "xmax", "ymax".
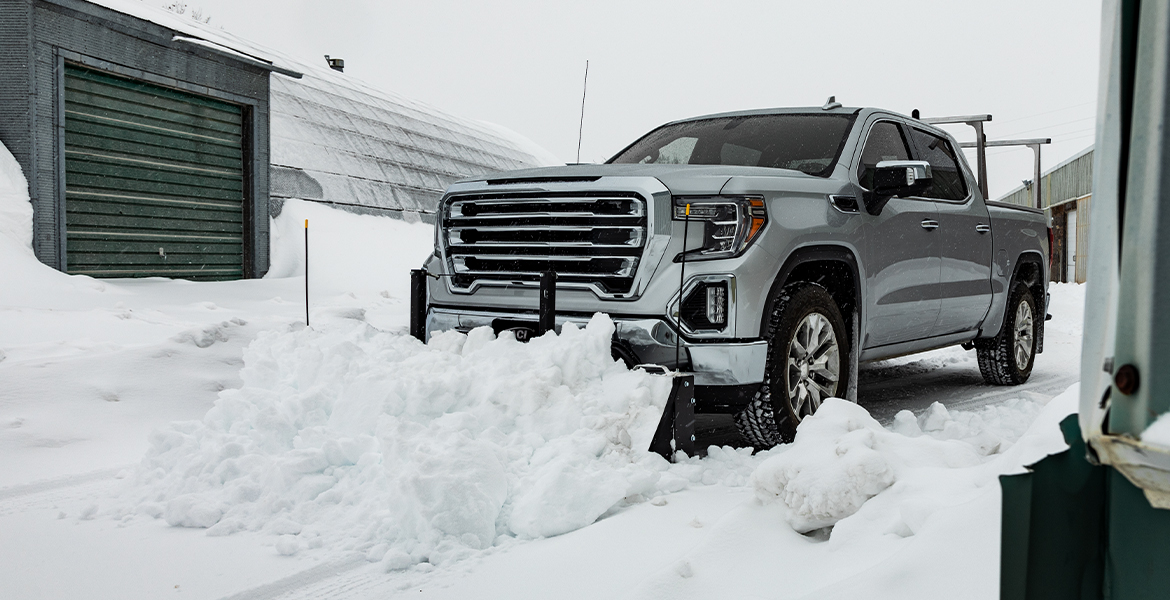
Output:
[
  {"xmin": 908, "ymin": 129, "xmax": 969, "ymax": 201},
  {"xmin": 856, "ymin": 121, "xmax": 911, "ymax": 189}
]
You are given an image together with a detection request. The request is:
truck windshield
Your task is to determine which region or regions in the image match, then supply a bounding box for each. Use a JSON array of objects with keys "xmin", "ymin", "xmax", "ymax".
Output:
[{"xmin": 609, "ymin": 113, "xmax": 856, "ymax": 177}]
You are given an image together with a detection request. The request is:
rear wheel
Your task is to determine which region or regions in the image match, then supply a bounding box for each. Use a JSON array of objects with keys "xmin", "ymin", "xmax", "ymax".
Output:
[
  {"xmin": 976, "ymin": 281, "xmax": 1037, "ymax": 385},
  {"xmin": 735, "ymin": 283, "xmax": 850, "ymax": 449}
]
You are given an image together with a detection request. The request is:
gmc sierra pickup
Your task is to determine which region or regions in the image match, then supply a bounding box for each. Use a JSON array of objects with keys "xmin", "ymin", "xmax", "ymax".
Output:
[{"xmin": 419, "ymin": 104, "xmax": 1050, "ymax": 449}]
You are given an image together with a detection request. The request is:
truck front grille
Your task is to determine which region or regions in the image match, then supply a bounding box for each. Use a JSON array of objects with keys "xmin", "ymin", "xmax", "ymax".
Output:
[{"xmin": 441, "ymin": 191, "xmax": 648, "ymax": 295}]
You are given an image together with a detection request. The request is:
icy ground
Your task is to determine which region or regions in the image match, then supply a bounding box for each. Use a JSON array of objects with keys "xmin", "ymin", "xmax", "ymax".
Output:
[{"xmin": 0, "ymin": 140, "xmax": 1086, "ymax": 599}]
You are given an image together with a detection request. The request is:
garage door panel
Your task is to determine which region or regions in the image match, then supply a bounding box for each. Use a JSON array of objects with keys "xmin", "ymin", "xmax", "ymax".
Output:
[
  {"xmin": 67, "ymin": 227, "xmax": 241, "ymax": 243},
  {"xmin": 65, "ymin": 251, "xmax": 244, "ymax": 266},
  {"xmin": 66, "ymin": 197, "xmax": 242, "ymax": 223},
  {"xmin": 66, "ymin": 187, "xmax": 241, "ymax": 211},
  {"xmin": 65, "ymin": 155, "xmax": 243, "ymax": 191},
  {"xmin": 68, "ymin": 239, "xmax": 243, "ymax": 256},
  {"xmin": 65, "ymin": 129, "xmax": 243, "ymax": 171},
  {"xmin": 65, "ymin": 69, "xmax": 243, "ymax": 122},
  {"xmin": 64, "ymin": 65, "xmax": 245, "ymax": 280},
  {"xmin": 67, "ymin": 171, "xmax": 243, "ymax": 202},
  {"xmin": 65, "ymin": 115, "xmax": 241, "ymax": 156},
  {"xmin": 65, "ymin": 86, "xmax": 243, "ymax": 138},
  {"xmin": 67, "ymin": 265, "xmax": 244, "ymax": 280},
  {"xmin": 67, "ymin": 211, "xmax": 243, "ymax": 235}
]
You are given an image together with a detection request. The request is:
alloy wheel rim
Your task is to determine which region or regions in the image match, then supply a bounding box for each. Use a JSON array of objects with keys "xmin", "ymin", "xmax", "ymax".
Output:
[
  {"xmin": 785, "ymin": 312, "xmax": 840, "ymax": 419},
  {"xmin": 1014, "ymin": 300, "xmax": 1034, "ymax": 368}
]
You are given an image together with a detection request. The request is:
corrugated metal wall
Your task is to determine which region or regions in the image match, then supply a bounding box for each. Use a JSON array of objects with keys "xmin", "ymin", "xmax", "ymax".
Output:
[
  {"xmin": 1077, "ymin": 195, "xmax": 1091, "ymax": 283},
  {"xmin": 1001, "ymin": 149, "xmax": 1094, "ymax": 208}
]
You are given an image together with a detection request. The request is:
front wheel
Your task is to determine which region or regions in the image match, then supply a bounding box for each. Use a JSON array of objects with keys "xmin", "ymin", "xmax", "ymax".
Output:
[
  {"xmin": 734, "ymin": 283, "xmax": 850, "ymax": 449},
  {"xmin": 976, "ymin": 281, "xmax": 1037, "ymax": 385}
]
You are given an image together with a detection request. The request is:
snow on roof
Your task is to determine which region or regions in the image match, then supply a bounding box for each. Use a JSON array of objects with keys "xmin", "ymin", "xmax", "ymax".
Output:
[
  {"xmin": 83, "ymin": 0, "xmax": 555, "ymax": 216},
  {"xmin": 268, "ymin": 62, "xmax": 553, "ymax": 216},
  {"xmin": 83, "ymin": 0, "xmax": 301, "ymax": 75}
]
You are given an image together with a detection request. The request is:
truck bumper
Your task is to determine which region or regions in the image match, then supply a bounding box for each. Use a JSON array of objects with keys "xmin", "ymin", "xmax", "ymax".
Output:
[{"xmin": 425, "ymin": 306, "xmax": 768, "ymax": 387}]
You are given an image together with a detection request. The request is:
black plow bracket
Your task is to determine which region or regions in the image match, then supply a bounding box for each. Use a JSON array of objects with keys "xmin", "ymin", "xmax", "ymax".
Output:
[
  {"xmin": 647, "ymin": 371, "xmax": 697, "ymax": 461},
  {"xmin": 538, "ymin": 270, "xmax": 556, "ymax": 335},
  {"xmin": 410, "ymin": 269, "xmax": 427, "ymax": 342}
]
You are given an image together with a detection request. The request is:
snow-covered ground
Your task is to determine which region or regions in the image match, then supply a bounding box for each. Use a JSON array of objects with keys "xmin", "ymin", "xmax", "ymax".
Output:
[{"xmin": 0, "ymin": 140, "xmax": 1086, "ymax": 599}]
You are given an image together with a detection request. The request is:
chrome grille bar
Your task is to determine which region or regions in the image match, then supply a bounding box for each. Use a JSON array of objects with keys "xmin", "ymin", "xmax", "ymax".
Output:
[{"xmin": 442, "ymin": 192, "xmax": 648, "ymax": 295}]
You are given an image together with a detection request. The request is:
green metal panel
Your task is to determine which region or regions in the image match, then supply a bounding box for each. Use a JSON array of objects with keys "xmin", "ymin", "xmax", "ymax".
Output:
[
  {"xmin": 63, "ymin": 65, "xmax": 245, "ymax": 280},
  {"xmin": 998, "ymin": 416, "xmax": 1107, "ymax": 600}
]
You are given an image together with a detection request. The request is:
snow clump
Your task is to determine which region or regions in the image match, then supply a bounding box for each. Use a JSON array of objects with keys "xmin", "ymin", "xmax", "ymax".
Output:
[{"xmin": 752, "ymin": 398, "xmax": 1042, "ymax": 533}]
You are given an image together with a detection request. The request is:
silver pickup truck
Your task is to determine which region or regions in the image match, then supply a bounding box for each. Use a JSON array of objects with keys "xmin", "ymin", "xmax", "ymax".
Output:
[{"xmin": 420, "ymin": 105, "xmax": 1050, "ymax": 448}]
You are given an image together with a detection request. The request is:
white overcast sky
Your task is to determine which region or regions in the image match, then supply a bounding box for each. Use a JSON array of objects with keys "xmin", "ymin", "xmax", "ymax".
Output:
[{"xmin": 176, "ymin": 0, "xmax": 1101, "ymax": 200}]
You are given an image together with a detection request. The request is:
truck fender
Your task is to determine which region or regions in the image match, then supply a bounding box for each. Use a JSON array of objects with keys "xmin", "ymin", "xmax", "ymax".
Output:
[
  {"xmin": 979, "ymin": 251, "xmax": 1048, "ymax": 349},
  {"xmin": 758, "ymin": 245, "xmax": 864, "ymax": 347}
]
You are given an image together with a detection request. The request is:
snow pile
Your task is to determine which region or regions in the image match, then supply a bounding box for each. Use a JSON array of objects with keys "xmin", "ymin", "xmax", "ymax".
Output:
[
  {"xmin": 116, "ymin": 312, "xmax": 775, "ymax": 566},
  {"xmin": 753, "ymin": 397, "xmax": 1047, "ymax": 533},
  {"xmin": 266, "ymin": 198, "xmax": 434, "ymax": 298},
  {"xmin": 0, "ymin": 141, "xmax": 33, "ymax": 257}
]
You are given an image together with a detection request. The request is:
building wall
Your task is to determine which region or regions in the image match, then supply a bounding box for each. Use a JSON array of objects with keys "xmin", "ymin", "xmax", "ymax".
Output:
[
  {"xmin": 997, "ymin": 147, "xmax": 1094, "ymax": 283},
  {"xmin": 1076, "ymin": 195, "xmax": 1091, "ymax": 283},
  {"xmin": 1001, "ymin": 148, "xmax": 1094, "ymax": 209},
  {"xmin": 0, "ymin": 0, "xmax": 272, "ymax": 276}
]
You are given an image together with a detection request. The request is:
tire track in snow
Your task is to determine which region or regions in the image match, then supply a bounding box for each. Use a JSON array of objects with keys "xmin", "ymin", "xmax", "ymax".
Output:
[
  {"xmin": 0, "ymin": 465, "xmax": 130, "ymax": 516},
  {"xmin": 213, "ymin": 555, "xmax": 370, "ymax": 600}
]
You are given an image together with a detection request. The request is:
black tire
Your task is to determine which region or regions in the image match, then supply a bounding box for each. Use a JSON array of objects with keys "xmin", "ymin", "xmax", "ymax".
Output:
[
  {"xmin": 976, "ymin": 281, "xmax": 1037, "ymax": 385},
  {"xmin": 734, "ymin": 282, "xmax": 850, "ymax": 449}
]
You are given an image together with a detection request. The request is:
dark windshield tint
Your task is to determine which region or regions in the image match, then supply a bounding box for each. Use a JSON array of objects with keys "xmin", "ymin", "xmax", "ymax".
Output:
[{"xmin": 609, "ymin": 114, "xmax": 856, "ymax": 177}]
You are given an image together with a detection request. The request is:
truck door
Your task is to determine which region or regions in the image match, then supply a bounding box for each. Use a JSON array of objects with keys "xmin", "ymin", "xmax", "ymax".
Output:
[
  {"xmin": 856, "ymin": 119, "xmax": 941, "ymax": 348},
  {"xmin": 906, "ymin": 127, "xmax": 994, "ymax": 337}
]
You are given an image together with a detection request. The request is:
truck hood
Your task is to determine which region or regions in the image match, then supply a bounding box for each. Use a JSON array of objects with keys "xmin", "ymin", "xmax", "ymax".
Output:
[{"xmin": 459, "ymin": 163, "xmax": 819, "ymax": 196}]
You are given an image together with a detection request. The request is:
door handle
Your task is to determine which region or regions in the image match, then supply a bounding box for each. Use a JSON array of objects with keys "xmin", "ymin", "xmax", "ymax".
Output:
[
  {"xmin": 975, "ymin": 223, "xmax": 991, "ymax": 233},
  {"xmin": 921, "ymin": 219, "xmax": 939, "ymax": 230}
]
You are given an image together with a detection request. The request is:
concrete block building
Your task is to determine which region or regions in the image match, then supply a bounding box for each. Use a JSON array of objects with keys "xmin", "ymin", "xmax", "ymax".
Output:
[{"xmin": 0, "ymin": 0, "xmax": 548, "ymax": 280}]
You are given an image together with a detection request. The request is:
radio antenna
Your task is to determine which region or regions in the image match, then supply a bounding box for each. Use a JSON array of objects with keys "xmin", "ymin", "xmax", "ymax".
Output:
[{"xmin": 576, "ymin": 60, "xmax": 589, "ymax": 164}]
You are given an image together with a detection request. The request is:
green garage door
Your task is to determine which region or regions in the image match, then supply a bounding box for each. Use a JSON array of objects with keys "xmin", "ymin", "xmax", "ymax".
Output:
[{"xmin": 63, "ymin": 65, "xmax": 245, "ymax": 280}]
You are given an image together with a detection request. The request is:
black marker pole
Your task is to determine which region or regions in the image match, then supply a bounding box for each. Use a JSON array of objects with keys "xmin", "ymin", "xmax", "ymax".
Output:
[
  {"xmin": 304, "ymin": 219, "xmax": 310, "ymax": 327},
  {"xmin": 674, "ymin": 203, "xmax": 689, "ymax": 370}
]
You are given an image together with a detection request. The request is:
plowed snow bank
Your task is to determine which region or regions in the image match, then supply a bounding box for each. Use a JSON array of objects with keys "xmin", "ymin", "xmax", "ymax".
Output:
[{"xmin": 116, "ymin": 313, "xmax": 764, "ymax": 566}]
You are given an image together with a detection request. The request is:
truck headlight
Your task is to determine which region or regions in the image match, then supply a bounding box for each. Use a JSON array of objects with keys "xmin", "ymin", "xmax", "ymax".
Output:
[{"xmin": 673, "ymin": 195, "xmax": 767, "ymax": 261}]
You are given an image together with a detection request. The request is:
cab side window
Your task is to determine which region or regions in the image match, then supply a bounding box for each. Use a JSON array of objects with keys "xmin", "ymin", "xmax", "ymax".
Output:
[
  {"xmin": 857, "ymin": 121, "xmax": 911, "ymax": 189},
  {"xmin": 908, "ymin": 129, "xmax": 969, "ymax": 201}
]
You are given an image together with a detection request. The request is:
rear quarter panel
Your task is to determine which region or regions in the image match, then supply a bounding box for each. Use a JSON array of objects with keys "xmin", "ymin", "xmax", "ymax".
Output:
[{"xmin": 981, "ymin": 201, "xmax": 1050, "ymax": 337}]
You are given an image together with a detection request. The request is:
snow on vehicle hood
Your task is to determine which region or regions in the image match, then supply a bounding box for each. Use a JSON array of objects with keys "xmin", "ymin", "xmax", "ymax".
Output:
[{"xmin": 460, "ymin": 164, "xmax": 820, "ymax": 196}]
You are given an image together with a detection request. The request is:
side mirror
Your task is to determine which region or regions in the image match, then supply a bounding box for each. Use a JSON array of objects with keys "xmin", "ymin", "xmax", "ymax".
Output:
[{"xmin": 864, "ymin": 160, "xmax": 933, "ymax": 215}]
